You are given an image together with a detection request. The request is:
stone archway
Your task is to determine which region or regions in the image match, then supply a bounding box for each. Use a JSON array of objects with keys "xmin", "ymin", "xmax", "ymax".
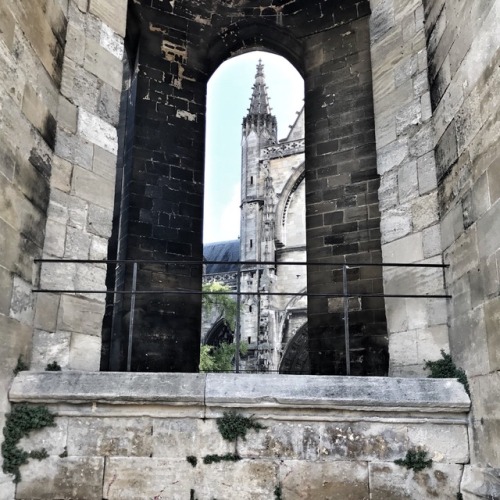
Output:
[{"xmin": 279, "ymin": 323, "xmax": 310, "ymax": 374}]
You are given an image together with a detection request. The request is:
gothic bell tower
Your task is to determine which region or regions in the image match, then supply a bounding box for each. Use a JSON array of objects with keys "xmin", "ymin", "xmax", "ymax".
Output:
[{"xmin": 240, "ymin": 60, "xmax": 277, "ymax": 263}]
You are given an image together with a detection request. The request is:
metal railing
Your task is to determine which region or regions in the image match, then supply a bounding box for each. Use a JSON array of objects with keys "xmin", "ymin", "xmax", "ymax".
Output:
[{"xmin": 34, "ymin": 258, "xmax": 450, "ymax": 374}]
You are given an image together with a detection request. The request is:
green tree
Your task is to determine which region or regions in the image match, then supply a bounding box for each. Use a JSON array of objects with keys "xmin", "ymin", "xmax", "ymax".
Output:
[
  {"xmin": 202, "ymin": 281, "xmax": 239, "ymax": 330},
  {"xmin": 199, "ymin": 342, "xmax": 248, "ymax": 372}
]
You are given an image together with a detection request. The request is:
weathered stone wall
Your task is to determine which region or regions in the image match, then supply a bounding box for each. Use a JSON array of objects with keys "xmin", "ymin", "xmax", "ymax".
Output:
[
  {"xmin": 31, "ymin": 0, "xmax": 127, "ymax": 374},
  {"xmin": 423, "ymin": 0, "xmax": 500, "ymax": 489},
  {"xmin": 8, "ymin": 372, "xmax": 470, "ymax": 499},
  {"xmin": 0, "ymin": 0, "xmax": 67, "ymax": 495},
  {"xmin": 369, "ymin": 0, "xmax": 450, "ymax": 377}
]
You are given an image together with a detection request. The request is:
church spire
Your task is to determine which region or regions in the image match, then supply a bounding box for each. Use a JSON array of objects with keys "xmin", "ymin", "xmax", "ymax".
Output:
[
  {"xmin": 243, "ymin": 60, "xmax": 277, "ymax": 138},
  {"xmin": 248, "ymin": 59, "xmax": 271, "ymax": 116}
]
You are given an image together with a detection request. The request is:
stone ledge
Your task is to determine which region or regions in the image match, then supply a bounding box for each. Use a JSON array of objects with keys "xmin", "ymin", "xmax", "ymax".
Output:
[{"xmin": 10, "ymin": 372, "xmax": 470, "ymax": 414}]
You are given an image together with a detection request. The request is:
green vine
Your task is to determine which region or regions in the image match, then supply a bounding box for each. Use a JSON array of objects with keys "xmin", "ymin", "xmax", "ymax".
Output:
[
  {"xmin": 425, "ymin": 350, "xmax": 470, "ymax": 395},
  {"xmin": 394, "ymin": 449, "xmax": 432, "ymax": 472},
  {"xmin": 1, "ymin": 404, "xmax": 56, "ymax": 483},
  {"xmin": 45, "ymin": 361, "xmax": 61, "ymax": 371},
  {"xmin": 202, "ymin": 453, "xmax": 241, "ymax": 464},
  {"xmin": 274, "ymin": 484, "xmax": 283, "ymax": 499},
  {"xmin": 216, "ymin": 411, "xmax": 266, "ymax": 442},
  {"xmin": 13, "ymin": 356, "xmax": 28, "ymax": 375}
]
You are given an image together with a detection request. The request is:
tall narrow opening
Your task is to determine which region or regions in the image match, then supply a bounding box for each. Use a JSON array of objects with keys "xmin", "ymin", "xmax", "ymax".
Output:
[{"xmin": 201, "ymin": 51, "xmax": 307, "ymax": 373}]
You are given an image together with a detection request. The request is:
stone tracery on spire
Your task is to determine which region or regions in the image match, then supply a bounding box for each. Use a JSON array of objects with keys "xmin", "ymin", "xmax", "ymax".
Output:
[{"xmin": 248, "ymin": 59, "xmax": 272, "ymax": 116}]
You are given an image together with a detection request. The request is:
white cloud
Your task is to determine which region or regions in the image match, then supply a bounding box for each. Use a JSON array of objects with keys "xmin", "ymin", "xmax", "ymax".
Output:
[{"xmin": 204, "ymin": 182, "xmax": 241, "ymax": 243}]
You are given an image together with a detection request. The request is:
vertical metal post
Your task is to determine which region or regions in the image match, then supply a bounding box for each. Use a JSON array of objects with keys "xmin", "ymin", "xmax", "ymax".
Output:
[
  {"xmin": 342, "ymin": 264, "xmax": 351, "ymax": 375},
  {"xmin": 235, "ymin": 269, "xmax": 241, "ymax": 373},
  {"xmin": 126, "ymin": 262, "xmax": 138, "ymax": 372}
]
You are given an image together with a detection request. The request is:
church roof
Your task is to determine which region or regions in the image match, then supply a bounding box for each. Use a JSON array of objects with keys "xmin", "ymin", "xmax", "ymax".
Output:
[
  {"xmin": 247, "ymin": 60, "xmax": 272, "ymax": 116},
  {"xmin": 203, "ymin": 240, "xmax": 240, "ymax": 274}
]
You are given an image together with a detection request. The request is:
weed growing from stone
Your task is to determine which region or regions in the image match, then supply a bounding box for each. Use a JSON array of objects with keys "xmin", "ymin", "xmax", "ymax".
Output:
[
  {"xmin": 216, "ymin": 410, "xmax": 266, "ymax": 442},
  {"xmin": 202, "ymin": 453, "xmax": 241, "ymax": 464},
  {"xmin": 425, "ymin": 350, "xmax": 470, "ymax": 395},
  {"xmin": 456, "ymin": 493, "xmax": 463, "ymax": 500},
  {"xmin": 13, "ymin": 356, "xmax": 28, "ymax": 375},
  {"xmin": 394, "ymin": 448, "xmax": 432, "ymax": 472},
  {"xmin": 186, "ymin": 455, "xmax": 197, "ymax": 467},
  {"xmin": 2, "ymin": 404, "xmax": 56, "ymax": 483},
  {"xmin": 274, "ymin": 484, "xmax": 283, "ymax": 499},
  {"xmin": 45, "ymin": 361, "xmax": 62, "ymax": 371}
]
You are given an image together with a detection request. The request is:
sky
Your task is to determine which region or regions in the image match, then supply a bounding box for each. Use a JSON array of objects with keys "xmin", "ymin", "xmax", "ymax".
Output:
[{"xmin": 203, "ymin": 51, "xmax": 304, "ymax": 243}]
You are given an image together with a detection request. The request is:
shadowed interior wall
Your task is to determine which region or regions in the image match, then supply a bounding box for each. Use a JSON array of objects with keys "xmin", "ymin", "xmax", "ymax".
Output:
[{"xmin": 114, "ymin": 0, "xmax": 387, "ymax": 374}]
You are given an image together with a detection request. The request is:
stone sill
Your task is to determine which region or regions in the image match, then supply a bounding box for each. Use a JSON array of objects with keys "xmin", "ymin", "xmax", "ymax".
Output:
[{"xmin": 10, "ymin": 372, "xmax": 470, "ymax": 420}]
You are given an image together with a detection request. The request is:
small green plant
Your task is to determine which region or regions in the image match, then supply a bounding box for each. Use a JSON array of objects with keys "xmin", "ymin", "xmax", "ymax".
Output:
[
  {"xmin": 13, "ymin": 356, "xmax": 28, "ymax": 375},
  {"xmin": 202, "ymin": 453, "xmax": 241, "ymax": 464},
  {"xmin": 274, "ymin": 484, "xmax": 283, "ymax": 499},
  {"xmin": 395, "ymin": 448, "xmax": 432, "ymax": 472},
  {"xmin": 59, "ymin": 446, "xmax": 68, "ymax": 458},
  {"xmin": 45, "ymin": 361, "xmax": 61, "ymax": 371},
  {"xmin": 1, "ymin": 404, "xmax": 56, "ymax": 482},
  {"xmin": 457, "ymin": 493, "xmax": 463, "ymax": 500},
  {"xmin": 216, "ymin": 410, "xmax": 266, "ymax": 442},
  {"xmin": 186, "ymin": 455, "xmax": 197, "ymax": 467},
  {"xmin": 190, "ymin": 489, "xmax": 198, "ymax": 500},
  {"xmin": 425, "ymin": 350, "xmax": 470, "ymax": 395}
]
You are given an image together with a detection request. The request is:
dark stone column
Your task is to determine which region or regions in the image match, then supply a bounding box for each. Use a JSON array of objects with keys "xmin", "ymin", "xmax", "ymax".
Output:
[{"xmin": 304, "ymin": 17, "xmax": 388, "ymax": 375}]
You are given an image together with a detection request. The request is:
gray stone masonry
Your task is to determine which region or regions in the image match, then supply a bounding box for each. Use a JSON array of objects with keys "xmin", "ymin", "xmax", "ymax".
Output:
[{"xmin": 9, "ymin": 372, "xmax": 470, "ymax": 499}]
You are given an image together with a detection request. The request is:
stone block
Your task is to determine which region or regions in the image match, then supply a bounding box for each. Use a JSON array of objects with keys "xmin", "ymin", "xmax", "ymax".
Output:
[
  {"xmin": 377, "ymin": 138, "xmax": 409, "ymax": 175},
  {"xmin": 378, "ymin": 171, "xmax": 398, "ymax": 211},
  {"xmin": 40, "ymin": 261, "xmax": 76, "ymax": 291},
  {"xmin": 89, "ymin": 0, "xmax": 127, "ymax": 37},
  {"xmin": 380, "ymin": 206, "xmax": 412, "ymax": 244},
  {"xmin": 0, "ymin": 267, "xmax": 13, "ymax": 315},
  {"xmin": 477, "ymin": 198, "xmax": 500, "ymax": 259},
  {"xmin": 84, "ymin": 38, "xmax": 123, "ymax": 91},
  {"xmin": 281, "ymin": 460, "xmax": 369, "ymax": 500},
  {"xmin": 409, "ymin": 123, "xmax": 434, "ymax": 158},
  {"xmin": 488, "ymin": 156, "xmax": 500, "ymax": 205},
  {"xmin": 64, "ymin": 21, "xmax": 85, "ymax": 65},
  {"xmin": 67, "ymin": 417, "xmax": 153, "ymax": 457},
  {"xmin": 57, "ymin": 95, "xmax": 78, "ymax": 134},
  {"xmin": 389, "ymin": 330, "xmax": 418, "ymax": 369},
  {"xmin": 398, "ymin": 160, "xmax": 418, "ymax": 203},
  {"xmin": 21, "ymin": 83, "xmax": 55, "ymax": 147},
  {"xmin": 369, "ymin": 462, "xmax": 463, "ymax": 499},
  {"xmin": 92, "ymin": 145, "xmax": 116, "ymax": 181},
  {"xmin": 440, "ymin": 202, "xmax": 464, "ymax": 251},
  {"xmin": 446, "ymin": 227, "xmax": 479, "ymax": 282},
  {"xmin": 382, "ymin": 232, "xmax": 423, "ymax": 263},
  {"xmin": 100, "ymin": 24, "xmax": 124, "ymax": 59},
  {"xmin": 422, "ymin": 224, "xmax": 442, "ymax": 258},
  {"xmin": 16, "ymin": 457, "xmax": 104, "ymax": 499},
  {"xmin": 55, "ymin": 128, "xmax": 93, "ymax": 170},
  {"xmin": 412, "ymin": 191, "xmax": 439, "ymax": 232},
  {"xmin": 43, "ymin": 219, "xmax": 66, "ymax": 258},
  {"xmin": 68, "ymin": 332, "xmax": 101, "ymax": 371},
  {"xmin": 97, "ymin": 82, "xmax": 121, "ymax": 125},
  {"xmin": 9, "ymin": 276, "xmax": 35, "ymax": 326},
  {"xmin": 34, "ymin": 293, "xmax": 60, "ymax": 332},
  {"xmin": 77, "ymin": 109, "xmax": 117, "ymax": 154},
  {"xmin": 64, "ymin": 226, "xmax": 91, "ymax": 259},
  {"xmin": 90, "ymin": 236, "xmax": 108, "ymax": 260},
  {"xmin": 50, "ymin": 189, "xmax": 88, "ymax": 229},
  {"xmin": 72, "ymin": 164, "xmax": 114, "ymax": 210},
  {"xmin": 57, "ymin": 294, "xmax": 105, "ymax": 335},
  {"xmin": 407, "ymin": 423, "xmax": 469, "ymax": 463},
  {"xmin": 385, "ymin": 298, "xmax": 409, "ymax": 333},
  {"xmin": 395, "ymin": 99, "xmax": 421, "ymax": 136},
  {"xmin": 60, "ymin": 58, "xmax": 100, "ymax": 112},
  {"xmin": 461, "ymin": 466, "xmax": 500, "ymax": 500},
  {"xmin": 153, "ymin": 418, "xmax": 231, "ymax": 458},
  {"xmin": 73, "ymin": 263, "xmax": 107, "ymax": 301},
  {"xmin": 484, "ymin": 295, "xmax": 500, "ymax": 371},
  {"xmin": 51, "ymin": 157, "xmax": 73, "ymax": 193},
  {"xmin": 31, "ymin": 329, "xmax": 70, "ymax": 370}
]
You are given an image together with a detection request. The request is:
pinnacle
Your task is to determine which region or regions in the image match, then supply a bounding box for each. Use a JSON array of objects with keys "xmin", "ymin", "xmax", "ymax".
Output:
[{"xmin": 247, "ymin": 60, "xmax": 273, "ymax": 117}]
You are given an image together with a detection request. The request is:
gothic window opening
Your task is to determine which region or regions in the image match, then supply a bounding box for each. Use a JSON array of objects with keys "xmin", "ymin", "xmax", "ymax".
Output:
[{"xmin": 201, "ymin": 51, "xmax": 307, "ymax": 373}]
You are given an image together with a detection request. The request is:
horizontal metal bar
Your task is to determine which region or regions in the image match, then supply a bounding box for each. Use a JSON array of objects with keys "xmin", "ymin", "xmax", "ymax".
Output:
[
  {"xmin": 33, "ymin": 289, "xmax": 451, "ymax": 299},
  {"xmin": 34, "ymin": 258, "xmax": 449, "ymax": 268}
]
